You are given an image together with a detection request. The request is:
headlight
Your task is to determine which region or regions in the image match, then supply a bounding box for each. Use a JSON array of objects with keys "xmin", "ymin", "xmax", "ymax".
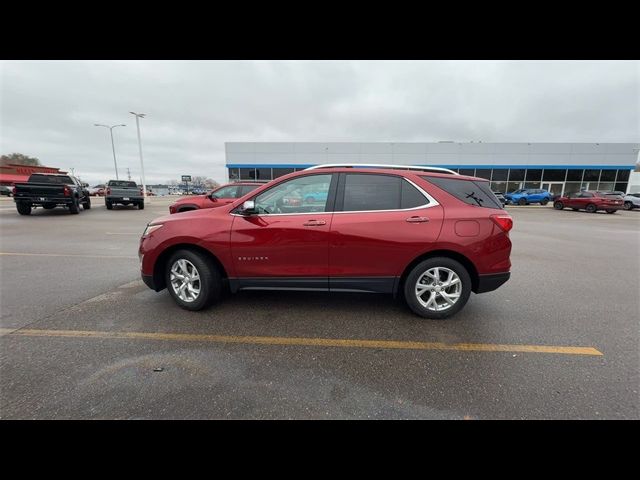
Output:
[{"xmin": 142, "ymin": 224, "xmax": 163, "ymax": 237}]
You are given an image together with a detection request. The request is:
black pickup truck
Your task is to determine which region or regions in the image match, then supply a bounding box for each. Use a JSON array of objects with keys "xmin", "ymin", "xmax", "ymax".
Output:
[{"xmin": 13, "ymin": 173, "xmax": 91, "ymax": 215}]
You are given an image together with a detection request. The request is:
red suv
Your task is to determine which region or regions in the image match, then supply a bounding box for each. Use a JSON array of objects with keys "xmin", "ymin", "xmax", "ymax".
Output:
[
  {"xmin": 553, "ymin": 190, "xmax": 624, "ymax": 214},
  {"xmin": 140, "ymin": 166, "xmax": 512, "ymax": 319},
  {"xmin": 168, "ymin": 182, "xmax": 263, "ymax": 214}
]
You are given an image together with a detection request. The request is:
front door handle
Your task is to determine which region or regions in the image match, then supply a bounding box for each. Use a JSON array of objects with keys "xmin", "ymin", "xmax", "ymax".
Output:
[
  {"xmin": 406, "ymin": 216, "xmax": 429, "ymax": 223},
  {"xmin": 303, "ymin": 219, "xmax": 326, "ymax": 226}
]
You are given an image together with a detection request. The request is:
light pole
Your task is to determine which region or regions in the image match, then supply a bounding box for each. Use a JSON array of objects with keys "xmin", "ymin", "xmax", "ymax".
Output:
[
  {"xmin": 130, "ymin": 112, "xmax": 147, "ymax": 200},
  {"xmin": 94, "ymin": 123, "xmax": 126, "ymax": 179}
]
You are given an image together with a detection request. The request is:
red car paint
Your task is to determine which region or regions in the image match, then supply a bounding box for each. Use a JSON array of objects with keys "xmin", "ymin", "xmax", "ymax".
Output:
[
  {"xmin": 168, "ymin": 182, "xmax": 263, "ymax": 214},
  {"xmin": 553, "ymin": 190, "xmax": 624, "ymax": 213},
  {"xmin": 140, "ymin": 168, "xmax": 512, "ymax": 317}
]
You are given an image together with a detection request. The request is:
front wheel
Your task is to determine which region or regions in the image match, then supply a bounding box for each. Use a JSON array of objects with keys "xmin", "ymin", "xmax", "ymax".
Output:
[
  {"xmin": 165, "ymin": 249, "xmax": 221, "ymax": 311},
  {"xmin": 403, "ymin": 257, "xmax": 472, "ymax": 319},
  {"xmin": 105, "ymin": 201, "xmax": 113, "ymax": 210},
  {"xmin": 540, "ymin": 198, "xmax": 549, "ymax": 206},
  {"xmin": 518, "ymin": 198, "xmax": 527, "ymax": 205},
  {"xmin": 586, "ymin": 203, "xmax": 597, "ymax": 213},
  {"xmin": 82, "ymin": 197, "xmax": 91, "ymax": 209},
  {"xmin": 554, "ymin": 201, "xmax": 564, "ymax": 210},
  {"xmin": 138, "ymin": 201, "xmax": 144, "ymax": 210},
  {"xmin": 623, "ymin": 201, "xmax": 633, "ymax": 210}
]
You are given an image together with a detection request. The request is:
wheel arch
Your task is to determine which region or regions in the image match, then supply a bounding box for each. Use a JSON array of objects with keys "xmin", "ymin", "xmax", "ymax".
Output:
[
  {"xmin": 151, "ymin": 243, "xmax": 228, "ymax": 291},
  {"xmin": 398, "ymin": 249, "xmax": 480, "ymax": 295},
  {"xmin": 177, "ymin": 204, "xmax": 199, "ymax": 213}
]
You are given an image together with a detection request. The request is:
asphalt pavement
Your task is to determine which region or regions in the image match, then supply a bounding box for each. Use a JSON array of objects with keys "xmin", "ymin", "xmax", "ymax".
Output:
[{"xmin": 0, "ymin": 195, "xmax": 638, "ymax": 419}]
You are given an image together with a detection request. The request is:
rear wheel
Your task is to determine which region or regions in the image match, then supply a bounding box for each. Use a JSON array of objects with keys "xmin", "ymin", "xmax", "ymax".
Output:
[
  {"xmin": 165, "ymin": 249, "xmax": 221, "ymax": 311},
  {"xmin": 105, "ymin": 201, "xmax": 113, "ymax": 210},
  {"xmin": 69, "ymin": 197, "xmax": 80, "ymax": 214},
  {"xmin": 553, "ymin": 201, "xmax": 564, "ymax": 210},
  {"xmin": 586, "ymin": 203, "xmax": 597, "ymax": 213},
  {"xmin": 518, "ymin": 198, "xmax": 527, "ymax": 205},
  {"xmin": 540, "ymin": 198, "xmax": 549, "ymax": 206},
  {"xmin": 138, "ymin": 201, "xmax": 145, "ymax": 210},
  {"xmin": 623, "ymin": 201, "xmax": 633, "ymax": 210},
  {"xmin": 16, "ymin": 202, "xmax": 31, "ymax": 215},
  {"xmin": 82, "ymin": 197, "xmax": 91, "ymax": 209},
  {"xmin": 403, "ymin": 257, "xmax": 472, "ymax": 320}
]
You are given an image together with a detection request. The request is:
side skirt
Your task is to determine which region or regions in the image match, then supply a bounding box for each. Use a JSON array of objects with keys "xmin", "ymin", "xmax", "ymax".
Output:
[{"xmin": 228, "ymin": 277, "xmax": 398, "ymax": 294}]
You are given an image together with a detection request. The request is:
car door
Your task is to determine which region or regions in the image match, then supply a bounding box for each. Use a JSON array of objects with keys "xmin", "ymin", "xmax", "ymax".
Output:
[
  {"xmin": 328, "ymin": 173, "xmax": 444, "ymax": 293},
  {"xmin": 230, "ymin": 173, "xmax": 336, "ymax": 287}
]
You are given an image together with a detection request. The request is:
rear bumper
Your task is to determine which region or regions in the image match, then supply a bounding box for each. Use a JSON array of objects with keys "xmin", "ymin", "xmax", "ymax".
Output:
[
  {"xmin": 475, "ymin": 272, "xmax": 510, "ymax": 294},
  {"xmin": 107, "ymin": 196, "xmax": 143, "ymax": 203},
  {"xmin": 15, "ymin": 196, "xmax": 72, "ymax": 205}
]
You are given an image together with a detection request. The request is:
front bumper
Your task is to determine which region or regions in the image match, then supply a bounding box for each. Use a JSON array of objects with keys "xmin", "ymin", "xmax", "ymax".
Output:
[
  {"xmin": 475, "ymin": 272, "xmax": 510, "ymax": 293},
  {"xmin": 141, "ymin": 273, "xmax": 157, "ymax": 291}
]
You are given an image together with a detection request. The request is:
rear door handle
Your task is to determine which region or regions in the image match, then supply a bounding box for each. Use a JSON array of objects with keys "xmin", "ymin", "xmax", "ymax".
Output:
[
  {"xmin": 303, "ymin": 219, "xmax": 326, "ymax": 226},
  {"xmin": 406, "ymin": 216, "xmax": 429, "ymax": 223}
]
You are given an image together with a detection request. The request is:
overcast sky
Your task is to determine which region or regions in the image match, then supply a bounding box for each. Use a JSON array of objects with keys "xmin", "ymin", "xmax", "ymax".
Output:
[{"xmin": 1, "ymin": 60, "xmax": 638, "ymax": 185}]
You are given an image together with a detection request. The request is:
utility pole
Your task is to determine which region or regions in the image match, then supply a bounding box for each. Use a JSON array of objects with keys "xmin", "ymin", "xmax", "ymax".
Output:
[
  {"xmin": 129, "ymin": 112, "xmax": 147, "ymax": 201},
  {"xmin": 127, "ymin": 168, "xmax": 131, "ymax": 181}
]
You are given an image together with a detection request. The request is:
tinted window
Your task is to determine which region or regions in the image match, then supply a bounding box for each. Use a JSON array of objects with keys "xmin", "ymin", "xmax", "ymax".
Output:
[
  {"xmin": 508, "ymin": 169, "xmax": 525, "ymax": 181},
  {"xmin": 616, "ymin": 170, "xmax": 630, "ymax": 181},
  {"xmin": 615, "ymin": 182, "xmax": 628, "ymax": 193},
  {"xmin": 239, "ymin": 168, "xmax": 256, "ymax": 180},
  {"xmin": 273, "ymin": 168, "xmax": 294, "ymax": 179},
  {"xmin": 599, "ymin": 170, "xmax": 616, "ymax": 182},
  {"xmin": 423, "ymin": 176, "xmax": 502, "ymax": 209},
  {"xmin": 583, "ymin": 169, "xmax": 600, "ymax": 182},
  {"xmin": 29, "ymin": 175, "xmax": 74, "ymax": 184},
  {"xmin": 343, "ymin": 174, "xmax": 401, "ymax": 211},
  {"xmin": 566, "ymin": 169, "xmax": 583, "ymax": 181},
  {"xmin": 525, "ymin": 169, "xmax": 542, "ymax": 182},
  {"xmin": 401, "ymin": 180, "xmax": 429, "ymax": 209},
  {"xmin": 580, "ymin": 192, "xmax": 594, "ymax": 198},
  {"xmin": 458, "ymin": 169, "xmax": 475, "ymax": 177},
  {"xmin": 256, "ymin": 168, "xmax": 272, "ymax": 181},
  {"xmin": 542, "ymin": 169, "xmax": 566, "ymax": 181},
  {"xmin": 108, "ymin": 180, "xmax": 137, "ymax": 188},
  {"xmin": 492, "ymin": 169, "xmax": 508, "ymax": 181},
  {"xmin": 475, "ymin": 169, "xmax": 492, "ymax": 180}
]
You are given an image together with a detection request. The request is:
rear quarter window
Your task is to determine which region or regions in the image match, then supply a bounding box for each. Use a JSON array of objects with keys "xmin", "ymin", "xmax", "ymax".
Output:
[{"xmin": 421, "ymin": 176, "xmax": 503, "ymax": 209}]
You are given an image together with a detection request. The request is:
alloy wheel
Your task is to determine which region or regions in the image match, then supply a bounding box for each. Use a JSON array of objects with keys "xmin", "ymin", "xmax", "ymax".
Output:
[
  {"xmin": 170, "ymin": 259, "xmax": 201, "ymax": 302},
  {"xmin": 415, "ymin": 267, "xmax": 462, "ymax": 312}
]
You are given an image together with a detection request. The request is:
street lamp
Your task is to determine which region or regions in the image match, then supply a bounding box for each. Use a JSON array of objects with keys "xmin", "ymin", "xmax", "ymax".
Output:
[
  {"xmin": 129, "ymin": 112, "xmax": 148, "ymax": 200},
  {"xmin": 94, "ymin": 123, "xmax": 126, "ymax": 179}
]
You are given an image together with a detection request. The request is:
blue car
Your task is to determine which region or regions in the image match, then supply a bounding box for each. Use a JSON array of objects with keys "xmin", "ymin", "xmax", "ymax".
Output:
[{"xmin": 504, "ymin": 188, "xmax": 552, "ymax": 205}]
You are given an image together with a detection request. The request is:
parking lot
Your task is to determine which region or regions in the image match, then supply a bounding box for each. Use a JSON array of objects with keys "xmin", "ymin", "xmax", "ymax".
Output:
[{"xmin": 0, "ymin": 195, "xmax": 638, "ymax": 419}]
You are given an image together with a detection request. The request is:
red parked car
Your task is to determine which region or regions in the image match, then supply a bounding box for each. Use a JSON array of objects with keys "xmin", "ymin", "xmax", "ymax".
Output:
[
  {"xmin": 553, "ymin": 190, "xmax": 624, "ymax": 214},
  {"xmin": 168, "ymin": 182, "xmax": 263, "ymax": 214},
  {"xmin": 140, "ymin": 165, "xmax": 512, "ymax": 319}
]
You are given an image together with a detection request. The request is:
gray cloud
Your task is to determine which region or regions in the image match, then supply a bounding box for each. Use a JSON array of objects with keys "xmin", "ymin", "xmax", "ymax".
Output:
[{"xmin": 1, "ymin": 60, "xmax": 638, "ymax": 185}]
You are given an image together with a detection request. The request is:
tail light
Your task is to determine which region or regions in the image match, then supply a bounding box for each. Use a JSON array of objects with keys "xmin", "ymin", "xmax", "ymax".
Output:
[
  {"xmin": 490, "ymin": 214, "xmax": 513, "ymax": 233},
  {"xmin": 63, "ymin": 186, "xmax": 71, "ymax": 197},
  {"xmin": 106, "ymin": 187, "xmax": 111, "ymax": 195}
]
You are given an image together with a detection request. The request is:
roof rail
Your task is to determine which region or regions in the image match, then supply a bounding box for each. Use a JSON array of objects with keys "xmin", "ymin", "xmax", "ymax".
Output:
[{"xmin": 304, "ymin": 164, "xmax": 459, "ymax": 175}]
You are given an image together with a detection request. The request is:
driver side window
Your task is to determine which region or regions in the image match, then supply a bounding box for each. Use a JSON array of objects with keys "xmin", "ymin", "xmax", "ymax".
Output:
[{"xmin": 253, "ymin": 174, "xmax": 333, "ymax": 214}]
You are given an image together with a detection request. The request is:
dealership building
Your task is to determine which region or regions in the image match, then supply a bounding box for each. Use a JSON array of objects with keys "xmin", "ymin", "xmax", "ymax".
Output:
[{"xmin": 226, "ymin": 142, "xmax": 640, "ymax": 196}]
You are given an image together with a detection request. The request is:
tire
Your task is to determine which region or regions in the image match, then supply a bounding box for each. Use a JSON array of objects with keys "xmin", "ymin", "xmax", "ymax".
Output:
[
  {"xmin": 540, "ymin": 198, "xmax": 549, "ymax": 206},
  {"xmin": 623, "ymin": 201, "xmax": 633, "ymax": 210},
  {"xmin": 553, "ymin": 201, "xmax": 564, "ymax": 210},
  {"xmin": 165, "ymin": 249, "xmax": 221, "ymax": 311},
  {"xmin": 16, "ymin": 202, "xmax": 31, "ymax": 215},
  {"xmin": 43, "ymin": 204, "xmax": 56, "ymax": 210},
  {"xmin": 403, "ymin": 257, "xmax": 472, "ymax": 320},
  {"xmin": 138, "ymin": 201, "xmax": 144, "ymax": 210},
  {"xmin": 518, "ymin": 198, "xmax": 527, "ymax": 205},
  {"xmin": 69, "ymin": 197, "xmax": 80, "ymax": 214},
  {"xmin": 586, "ymin": 203, "xmax": 597, "ymax": 213},
  {"xmin": 606, "ymin": 210, "xmax": 616, "ymax": 214},
  {"xmin": 106, "ymin": 201, "xmax": 113, "ymax": 210},
  {"xmin": 82, "ymin": 197, "xmax": 91, "ymax": 210}
]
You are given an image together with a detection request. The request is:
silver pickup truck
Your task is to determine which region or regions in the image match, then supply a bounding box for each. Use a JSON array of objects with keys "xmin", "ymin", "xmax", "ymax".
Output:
[{"xmin": 105, "ymin": 180, "xmax": 144, "ymax": 210}]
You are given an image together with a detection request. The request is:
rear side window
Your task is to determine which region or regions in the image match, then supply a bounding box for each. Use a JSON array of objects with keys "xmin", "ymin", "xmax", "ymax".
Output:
[
  {"xmin": 342, "ymin": 174, "xmax": 428, "ymax": 211},
  {"xmin": 239, "ymin": 185, "xmax": 260, "ymax": 196},
  {"xmin": 422, "ymin": 176, "xmax": 503, "ymax": 209}
]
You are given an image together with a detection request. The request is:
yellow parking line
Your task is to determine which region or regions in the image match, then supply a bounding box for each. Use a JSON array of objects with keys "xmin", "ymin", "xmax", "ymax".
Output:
[
  {"xmin": 4, "ymin": 328, "xmax": 603, "ymax": 356},
  {"xmin": 0, "ymin": 252, "xmax": 136, "ymax": 259}
]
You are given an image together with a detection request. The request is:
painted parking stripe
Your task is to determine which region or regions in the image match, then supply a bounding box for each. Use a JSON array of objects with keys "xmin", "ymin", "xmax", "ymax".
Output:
[
  {"xmin": 1, "ymin": 328, "xmax": 603, "ymax": 356},
  {"xmin": 0, "ymin": 252, "xmax": 136, "ymax": 259}
]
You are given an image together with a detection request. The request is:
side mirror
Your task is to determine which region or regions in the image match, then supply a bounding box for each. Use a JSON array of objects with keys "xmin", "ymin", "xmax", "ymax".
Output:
[
  {"xmin": 239, "ymin": 200, "xmax": 257, "ymax": 215},
  {"xmin": 208, "ymin": 194, "xmax": 218, "ymax": 202}
]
